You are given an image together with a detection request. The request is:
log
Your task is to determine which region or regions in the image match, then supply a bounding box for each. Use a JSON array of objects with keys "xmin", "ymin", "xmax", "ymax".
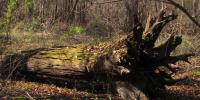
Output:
[
  {"xmin": 0, "ymin": 38, "xmax": 130, "ymax": 80},
  {"xmin": 26, "ymin": 40, "xmax": 130, "ymax": 77}
]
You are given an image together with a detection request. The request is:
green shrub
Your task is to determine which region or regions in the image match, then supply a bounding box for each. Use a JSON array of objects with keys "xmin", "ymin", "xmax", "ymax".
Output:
[
  {"xmin": 0, "ymin": 18, "xmax": 6, "ymax": 31},
  {"xmin": 5, "ymin": 0, "xmax": 17, "ymax": 23},
  {"xmin": 26, "ymin": 17, "xmax": 41, "ymax": 32},
  {"xmin": 196, "ymin": 70, "xmax": 200, "ymax": 76},
  {"xmin": 64, "ymin": 25, "xmax": 85, "ymax": 38},
  {"xmin": 24, "ymin": 0, "xmax": 33, "ymax": 15}
]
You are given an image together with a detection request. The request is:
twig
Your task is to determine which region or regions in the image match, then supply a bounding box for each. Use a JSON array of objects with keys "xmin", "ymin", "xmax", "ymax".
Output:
[
  {"xmin": 92, "ymin": 0, "xmax": 123, "ymax": 5},
  {"xmin": 25, "ymin": 91, "xmax": 35, "ymax": 100},
  {"xmin": 6, "ymin": 57, "xmax": 23, "ymax": 80}
]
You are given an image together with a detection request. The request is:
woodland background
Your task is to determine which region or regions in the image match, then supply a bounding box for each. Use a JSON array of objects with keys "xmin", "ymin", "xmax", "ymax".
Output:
[
  {"xmin": 0, "ymin": 0, "xmax": 199, "ymax": 54},
  {"xmin": 0, "ymin": 0, "xmax": 200, "ymax": 99}
]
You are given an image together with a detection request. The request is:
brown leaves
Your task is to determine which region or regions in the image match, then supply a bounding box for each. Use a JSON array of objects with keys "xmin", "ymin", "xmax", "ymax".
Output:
[
  {"xmin": 0, "ymin": 80, "xmax": 86, "ymax": 98},
  {"xmin": 166, "ymin": 85, "xmax": 200, "ymax": 97}
]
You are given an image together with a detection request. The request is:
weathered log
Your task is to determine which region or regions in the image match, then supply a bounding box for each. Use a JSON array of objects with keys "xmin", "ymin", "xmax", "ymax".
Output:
[{"xmin": 26, "ymin": 42, "xmax": 130, "ymax": 77}]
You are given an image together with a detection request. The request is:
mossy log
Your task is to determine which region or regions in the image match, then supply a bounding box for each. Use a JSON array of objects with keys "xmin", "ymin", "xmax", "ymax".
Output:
[
  {"xmin": 26, "ymin": 43, "xmax": 129, "ymax": 76},
  {"xmin": 1, "ymin": 9, "xmax": 195, "ymax": 100}
]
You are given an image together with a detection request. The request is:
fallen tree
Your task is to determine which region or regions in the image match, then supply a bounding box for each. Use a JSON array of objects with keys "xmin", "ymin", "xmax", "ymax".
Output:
[{"xmin": 1, "ymin": 9, "xmax": 194, "ymax": 99}]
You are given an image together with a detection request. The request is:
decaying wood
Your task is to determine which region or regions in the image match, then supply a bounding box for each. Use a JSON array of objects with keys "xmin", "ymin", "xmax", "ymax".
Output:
[
  {"xmin": 143, "ymin": 9, "xmax": 177, "ymax": 49},
  {"xmin": 25, "ymin": 41, "xmax": 130, "ymax": 77},
  {"xmin": 0, "ymin": 9, "xmax": 195, "ymax": 99},
  {"xmin": 116, "ymin": 81, "xmax": 148, "ymax": 100}
]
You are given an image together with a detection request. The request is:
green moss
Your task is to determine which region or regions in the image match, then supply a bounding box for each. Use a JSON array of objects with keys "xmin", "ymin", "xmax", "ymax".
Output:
[
  {"xmin": 23, "ymin": 83, "xmax": 33, "ymax": 89},
  {"xmin": 28, "ymin": 36, "xmax": 128, "ymax": 72},
  {"xmin": 29, "ymin": 45, "xmax": 99, "ymax": 68}
]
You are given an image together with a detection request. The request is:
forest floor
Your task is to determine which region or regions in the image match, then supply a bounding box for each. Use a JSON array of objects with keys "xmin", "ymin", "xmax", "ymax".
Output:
[
  {"xmin": 0, "ymin": 59, "xmax": 199, "ymax": 100},
  {"xmin": 0, "ymin": 32, "xmax": 200, "ymax": 100},
  {"xmin": 0, "ymin": 53, "xmax": 199, "ymax": 100}
]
